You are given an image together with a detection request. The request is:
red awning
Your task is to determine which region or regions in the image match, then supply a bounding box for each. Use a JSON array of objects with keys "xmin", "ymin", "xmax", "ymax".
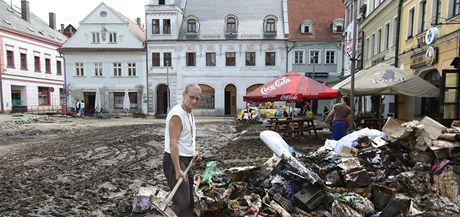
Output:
[{"xmin": 243, "ymin": 71, "xmax": 339, "ymax": 102}]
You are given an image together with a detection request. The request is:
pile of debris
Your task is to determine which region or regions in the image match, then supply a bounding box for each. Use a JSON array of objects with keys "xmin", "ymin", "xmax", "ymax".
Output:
[{"xmin": 190, "ymin": 117, "xmax": 460, "ymax": 216}]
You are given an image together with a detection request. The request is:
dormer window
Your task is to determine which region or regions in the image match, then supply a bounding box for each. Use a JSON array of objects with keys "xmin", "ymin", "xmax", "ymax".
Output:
[
  {"xmin": 300, "ymin": 20, "xmax": 312, "ymax": 34},
  {"xmin": 186, "ymin": 16, "xmax": 199, "ymax": 33},
  {"xmin": 226, "ymin": 16, "xmax": 238, "ymax": 34},
  {"xmin": 332, "ymin": 18, "xmax": 345, "ymax": 34},
  {"xmin": 264, "ymin": 16, "xmax": 277, "ymax": 33}
]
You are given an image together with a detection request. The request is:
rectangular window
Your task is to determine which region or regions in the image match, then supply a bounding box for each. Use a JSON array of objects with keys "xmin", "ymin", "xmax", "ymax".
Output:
[
  {"xmin": 265, "ymin": 52, "xmax": 276, "ymax": 66},
  {"xmin": 20, "ymin": 53, "xmax": 27, "ymax": 70},
  {"xmin": 159, "ymin": 0, "xmax": 165, "ymax": 5},
  {"xmin": 226, "ymin": 52, "xmax": 236, "ymax": 66},
  {"xmin": 419, "ymin": 1, "xmax": 427, "ymax": 33},
  {"xmin": 384, "ymin": 23, "xmax": 390, "ymax": 51},
  {"xmin": 113, "ymin": 63, "xmax": 122, "ymax": 76},
  {"xmin": 94, "ymin": 62, "xmax": 103, "ymax": 76},
  {"xmin": 377, "ymin": 29, "xmax": 381, "ymax": 53},
  {"xmin": 75, "ymin": 62, "xmax": 84, "ymax": 76},
  {"xmin": 6, "ymin": 50, "xmax": 14, "ymax": 68},
  {"xmin": 366, "ymin": 38, "xmax": 370, "ymax": 60},
  {"xmin": 128, "ymin": 63, "xmax": 136, "ymax": 76},
  {"xmin": 408, "ymin": 8, "xmax": 415, "ymax": 39},
  {"xmin": 109, "ymin": 32, "xmax": 117, "ymax": 43},
  {"xmin": 152, "ymin": 53, "xmax": 160, "ymax": 66},
  {"xmin": 163, "ymin": 19, "xmax": 171, "ymax": 34},
  {"xmin": 246, "ymin": 52, "xmax": 256, "ymax": 66},
  {"xmin": 454, "ymin": 0, "xmax": 460, "ymax": 17},
  {"xmin": 294, "ymin": 50, "xmax": 304, "ymax": 64},
  {"xmin": 164, "ymin": 52, "xmax": 172, "ymax": 67},
  {"xmin": 45, "ymin": 57, "xmax": 51, "ymax": 73},
  {"xmin": 304, "ymin": 25, "xmax": 310, "ymax": 33},
  {"xmin": 56, "ymin": 60, "xmax": 62, "ymax": 75},
  {"xmin": 186, "ymin": 52, "xmax": 196, "ymax": 66},
  {"xmin": 34, "ymin": 56, "xmax": 41, "ymax": 72},
  {"xmin": 392, "ymin": 17, "xmax": 398, "ymax": 47},
  {"xmin": 206, "ymin": 52, "xmax": 216, "ymax": 66},
  {"xmin": 152, "ymin": 19, "xmax": 160, "ymax": 34},
  {"xmin": 38, "ymin": 87, "xmax": 50, "ymax": 106},
  {"xmin": 310, "ymin": 50, "xmax": 320, "ymax": 64},
  {"xmin": 114, "ymin": 92, "xmax": 138, "ymax": 109},
  {"xmin": 325, "ymin": 50, "xmax": 336, "ymax": 64},
  {"xmin": 92, "ymin": 32, "xmax": 100, "ymax": 43},
  {"xmin": 434, "ymin": 0, "xmax": 442, "ymax": 25},
  {"xmin": 371, "ymin": 34, "xmax": 375, "ymax": 56}
]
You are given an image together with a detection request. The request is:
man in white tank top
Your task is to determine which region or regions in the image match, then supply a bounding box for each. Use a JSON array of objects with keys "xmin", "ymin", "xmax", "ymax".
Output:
[{"xmin": 163, "ymin": 84, "xmax": 202, "ymax": 216}]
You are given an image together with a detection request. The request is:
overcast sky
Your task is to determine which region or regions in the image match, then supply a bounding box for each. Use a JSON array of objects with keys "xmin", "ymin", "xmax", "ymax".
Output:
[{"xmin": 9, "ymin": 0, "xmax": 147, "ymax": 28}]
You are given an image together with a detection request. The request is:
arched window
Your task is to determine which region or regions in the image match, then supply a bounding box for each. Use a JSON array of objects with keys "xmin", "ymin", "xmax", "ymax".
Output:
[
  {"xmin": 198, "ymin": 84, "xmax": 215, "ymax": 109},
  {"xmin": 187, "ymin": 19, "xmax": 197, "ymax": 32},
  {"xmin": 226, "ymin": 17, "xmax": 237, "ymax": 33},
  {"xmin": 265, "ymin": 18, "xmax": 276, "ymax": 33}
]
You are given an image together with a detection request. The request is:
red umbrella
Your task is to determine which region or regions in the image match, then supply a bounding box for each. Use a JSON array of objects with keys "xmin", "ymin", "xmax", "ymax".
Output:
[{"xmin": 243, "ymin": 71, "xmax": 339, "ymax": 102}]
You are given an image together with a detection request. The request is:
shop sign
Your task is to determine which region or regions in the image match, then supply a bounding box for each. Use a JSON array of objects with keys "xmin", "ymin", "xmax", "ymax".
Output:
[
  {"xmin": 425, "ymin": 46, "xmax": 437, "ymax": 66},
  {"xmin": 425, "ymin": 27, "xmax": 439, "ymax": 45}
]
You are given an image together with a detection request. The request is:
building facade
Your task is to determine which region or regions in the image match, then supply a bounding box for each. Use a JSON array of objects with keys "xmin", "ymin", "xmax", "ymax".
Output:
[
  {"xmin": 0, "ymin": 0, "xmax": 66, "ymax": 113},
  {"xmin": 145, "ymin": 0, "xmax": 288, "ymax": 116},
  {"xmin": 358, "ymin": 0, "xmax": 400, "ymax": 117},
  {"xmin": 60, "ymin": 3, "xmax": 147, "ymax": 115},
  {"xmin": 399, "ymin": 0, "xmax": 460, "ymax": 123},
  {"xmin": 288, "ymin": 0, "xmax": 345, "ymax": 114}
]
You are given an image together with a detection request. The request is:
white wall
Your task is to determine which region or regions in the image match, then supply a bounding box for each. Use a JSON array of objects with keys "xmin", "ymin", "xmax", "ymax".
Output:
[{"xmin": 147, "ymin": 40, "xmax": 287, "ymax": 115}]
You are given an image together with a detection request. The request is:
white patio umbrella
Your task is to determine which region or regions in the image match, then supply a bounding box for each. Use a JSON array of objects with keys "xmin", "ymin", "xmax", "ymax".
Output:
[
  {"xmin": 123, "ymin": 88, "xmax": 131, "ymax": 113},
  {"xmin": 94, "ymin": 88, "xmax": 101, "ymax": 113}
]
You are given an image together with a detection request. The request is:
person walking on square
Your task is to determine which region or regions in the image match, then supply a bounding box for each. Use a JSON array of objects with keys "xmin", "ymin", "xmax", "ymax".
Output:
[
  {"xmin": 80, "ymin": 100, "xmax": 85, "ymax": 117},
  {"xmin": 163, "ymin": 84, "xmax": 202, "ymax": 217},
  {"xmin": 75, "ymin": 100, "xmax": 81, "ymax": 117},
  {"xmin": 326, "ymin": 95, "xmax": 352, "ymax": 140}
]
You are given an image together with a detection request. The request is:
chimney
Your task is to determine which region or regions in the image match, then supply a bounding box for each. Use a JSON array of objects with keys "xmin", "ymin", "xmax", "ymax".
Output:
[
  {"xmin": 21, "ymin": 0, "xmax": 30, "ymax": 22},
  {"xmin": 136, "ymin": 17, "xmax": 141, "ymax": 27},
  {"xmin": 49, "ymin": 12, "xmax": 56, "ymax": 30},
  {"xmin": 60, "ymin": 24, "xmax": 65, "ymax": 33}
]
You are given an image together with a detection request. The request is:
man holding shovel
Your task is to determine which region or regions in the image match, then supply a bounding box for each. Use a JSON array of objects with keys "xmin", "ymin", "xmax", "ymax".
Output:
[{"xmin": 163, "ymin": 84, "xmax": 202, "ymax": 216}]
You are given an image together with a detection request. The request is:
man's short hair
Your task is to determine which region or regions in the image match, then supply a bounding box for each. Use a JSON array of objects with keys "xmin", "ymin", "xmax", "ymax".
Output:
[
  {"xmin": 342, "ymin": 95, "xmax": 350, "ymax": 106},
  {"xmin": 183, "ymin": 84, "xmax": 202, "ymax": 94}
]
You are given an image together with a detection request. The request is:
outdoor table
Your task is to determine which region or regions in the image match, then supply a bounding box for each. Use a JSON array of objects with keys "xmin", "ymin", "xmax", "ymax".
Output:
[{"xmin": 266, "ymin": 118, "xmax": 322, "ymax": 138}]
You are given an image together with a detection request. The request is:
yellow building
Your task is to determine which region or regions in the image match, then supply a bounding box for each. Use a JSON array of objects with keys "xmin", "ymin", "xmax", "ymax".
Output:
[{"xmin": 398, "ymin": 0, "xmax": 460, "ymax": 123}]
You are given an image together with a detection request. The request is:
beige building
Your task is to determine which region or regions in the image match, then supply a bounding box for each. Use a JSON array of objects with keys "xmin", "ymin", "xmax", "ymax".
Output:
[{"xmin": 398, "ymin": 0, "xmax": 460, "ymax": 124}]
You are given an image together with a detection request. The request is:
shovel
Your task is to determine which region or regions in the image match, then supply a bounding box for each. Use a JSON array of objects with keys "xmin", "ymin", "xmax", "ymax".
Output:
[{"xmin": 151, "ymin": 159, "xmax": 195, "ymax": 217}]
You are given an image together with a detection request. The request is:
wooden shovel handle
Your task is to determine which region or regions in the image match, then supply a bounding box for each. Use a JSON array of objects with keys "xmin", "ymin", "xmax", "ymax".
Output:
[{"xmin": 160, "ymin": 159, "xmax": 194, "ymax": 211}]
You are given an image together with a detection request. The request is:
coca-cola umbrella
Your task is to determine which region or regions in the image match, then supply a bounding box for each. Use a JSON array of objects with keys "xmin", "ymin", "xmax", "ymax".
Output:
[{"xmin": 243, "ymin": 71, "xmax": 339, "ymax": 102}]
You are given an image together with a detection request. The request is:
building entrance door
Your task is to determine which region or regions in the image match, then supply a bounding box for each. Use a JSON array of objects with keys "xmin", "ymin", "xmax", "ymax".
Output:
[
  {"xmin": 157, "ymin": 84, "xmax": 168, "ymax": 115},
  {"xmin": 84, "ymin": 92, "xmax": 96, "ymax": 115},
  {"xmin": 224, "ymin": 84, "xmax": 237, "ymax": 115}
]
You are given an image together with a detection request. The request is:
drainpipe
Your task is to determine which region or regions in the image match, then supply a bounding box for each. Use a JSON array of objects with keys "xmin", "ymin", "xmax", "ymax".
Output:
[
  {"xmin": 58, "ymin": 51, "xmax": 67, "ymax": 118},
  {"xmin": 393, "ymin": 0, "xmax": 404, "ymax": 119},
  {"xmin": 144, "ymin": 10, "xmax": 150, "ymax": 114},
  {"xmin": 394, "ymin": 0, "xmax": 403, "ymax": 67},
  {"xmin": 0, "ymin": 63, "xmax": 4, "ymax": 113},
  {"xmin": 285, "ymin": 41, "xmax": 289, "ymax": 73}
]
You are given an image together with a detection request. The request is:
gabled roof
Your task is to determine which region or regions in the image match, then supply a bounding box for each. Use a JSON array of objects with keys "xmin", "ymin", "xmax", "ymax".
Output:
[
  {"xmin": 288, "ymin": 0, "xmax": 344, "ymax": 41},
  {"xmin": 79, "ymin": 2, "xmax": 145, "ymax": 42},
  {"xmin": 0, "ymin": 0, "xmax": 67, "ymax": 44},
  {"xmin": 178, "ymin": 0, "xmax": 286, "ymax": 40}
]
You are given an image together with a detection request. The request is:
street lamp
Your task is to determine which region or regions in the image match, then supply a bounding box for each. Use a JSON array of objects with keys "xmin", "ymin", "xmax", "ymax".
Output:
[{"xmin": 166, "ymin": 60, "xmax": 170, "ymax": 113}]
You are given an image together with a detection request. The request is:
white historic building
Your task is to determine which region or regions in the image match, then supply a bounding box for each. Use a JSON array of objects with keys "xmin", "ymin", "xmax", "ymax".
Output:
[
  {"xmin": 0, "ymin": 0, "xmax": 66, "ymax": 113},
  {"xmin": 145, "ymin": 0, "xmax": 288, "ymax": 116},
  {"xmin": 61, "ymin": 3, "xmax": 147, "ymax": 115}
]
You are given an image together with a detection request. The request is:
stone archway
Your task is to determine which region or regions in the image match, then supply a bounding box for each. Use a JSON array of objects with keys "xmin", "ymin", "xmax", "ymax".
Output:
[
  {"xmin": 224, "ymin": 84, "xmax": 237, "ymax": 115},
  {"xmin": 156, "ymin": 84, "xmax": 168, "ymax": 115}
]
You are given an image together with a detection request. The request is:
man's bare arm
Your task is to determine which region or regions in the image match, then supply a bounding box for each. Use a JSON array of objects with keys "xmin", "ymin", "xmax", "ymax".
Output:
[{"xmin": 169, "ymin": 116, "xmax": 185, "ymax": 180}]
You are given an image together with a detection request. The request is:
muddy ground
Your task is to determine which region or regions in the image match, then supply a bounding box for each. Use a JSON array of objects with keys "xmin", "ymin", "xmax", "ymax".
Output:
[{"xmin": 0, "ymin": 115, "xmax": 325, "ymax": 216}]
